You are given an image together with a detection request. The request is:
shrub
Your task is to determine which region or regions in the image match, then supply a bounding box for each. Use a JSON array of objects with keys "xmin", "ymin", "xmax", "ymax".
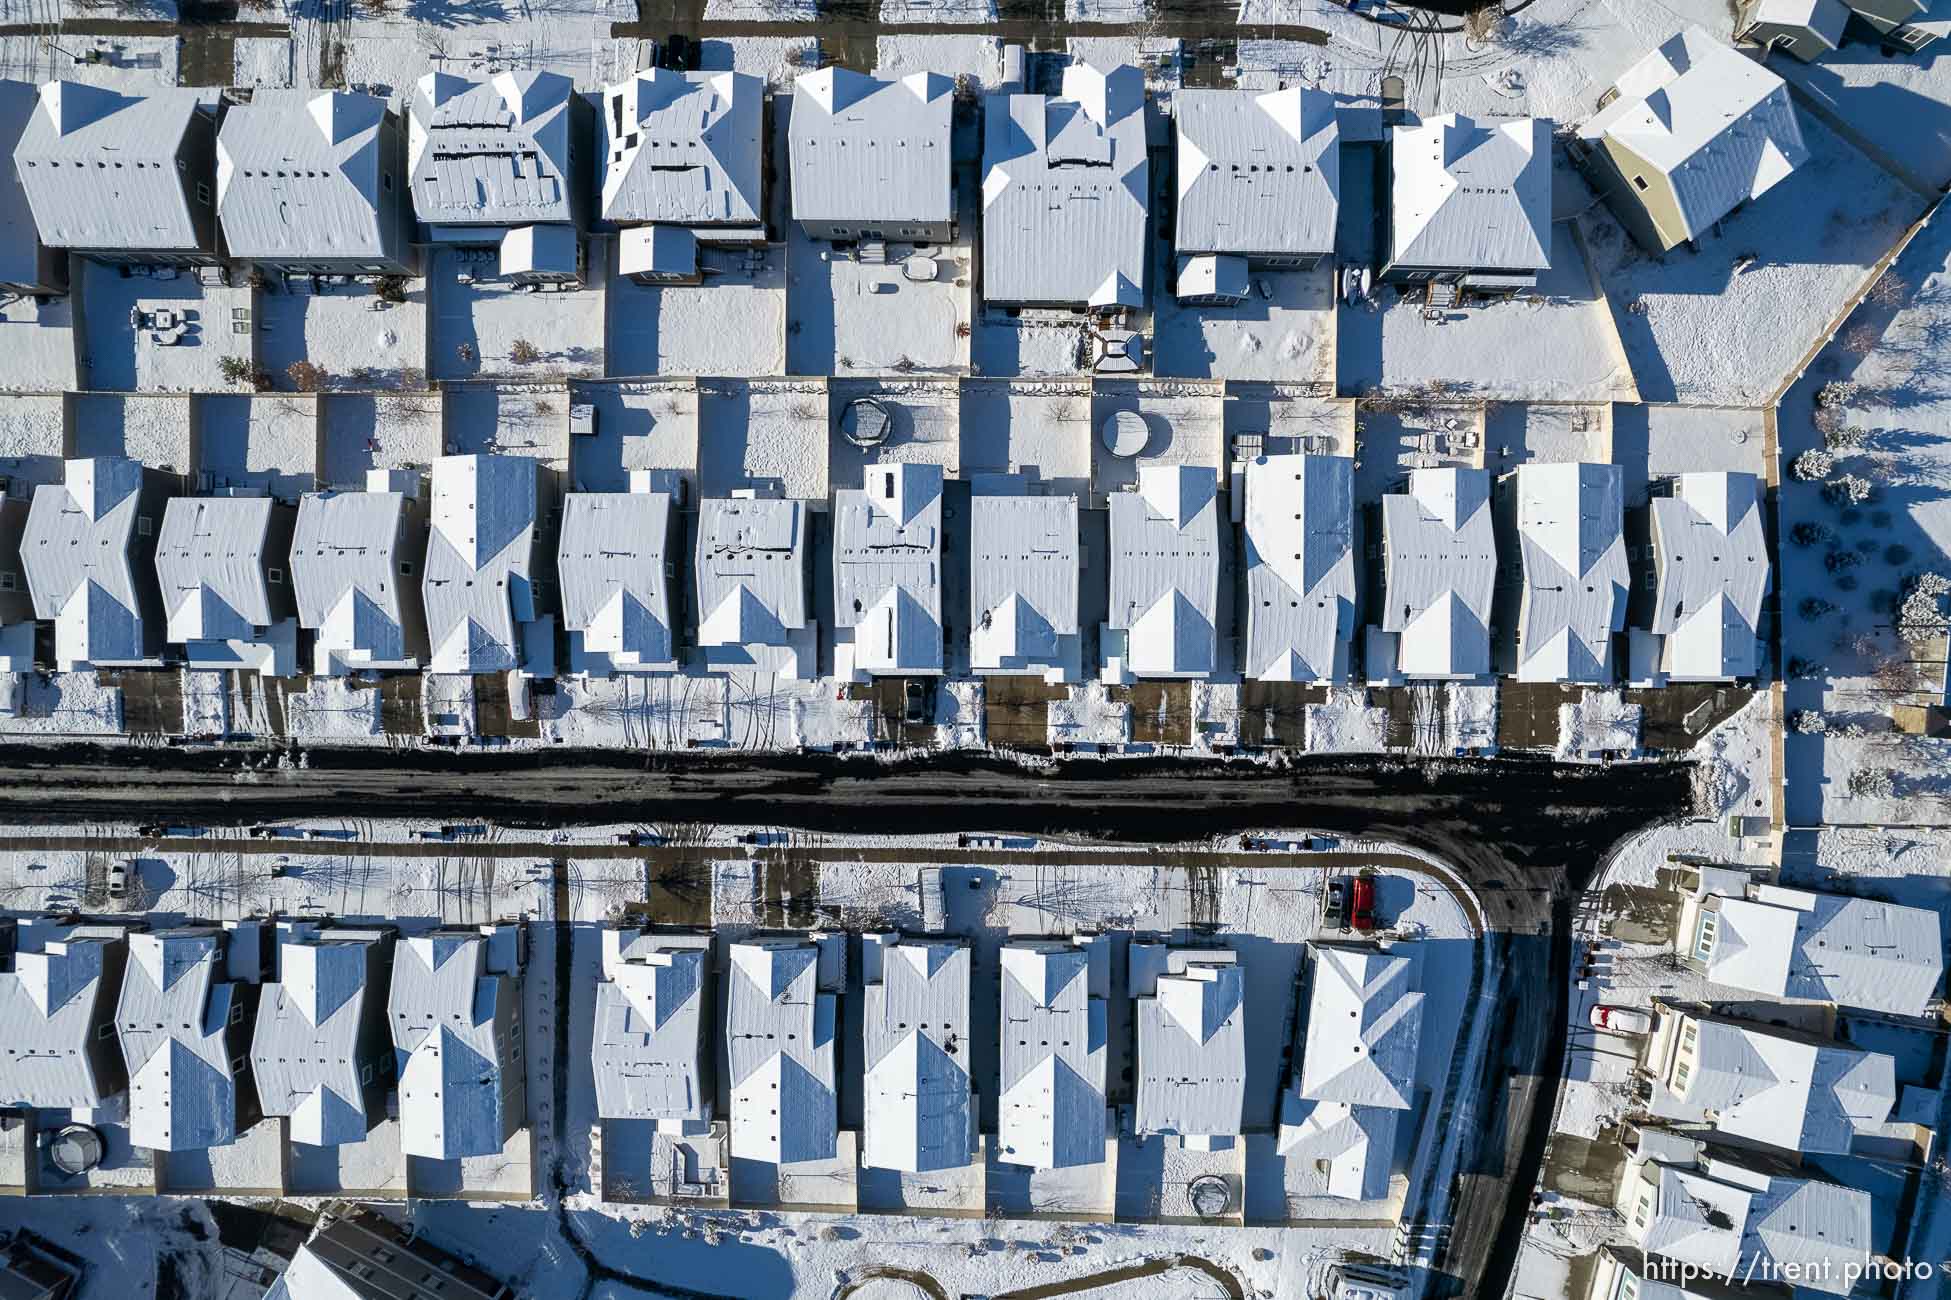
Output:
[
  {"xmin": 1799, "ymin": 596, "xmax": 1837, "ymax": 620},
  {"xmin": 1824, "ymin": 474, "xmax": 1873, "ymax": 506},
  {"xmin": 1816, "ymin": 380, "xmax": 1860, "ymax": 408},
  {"xmin": 1790, "ymin": 521, "xmax": 1834, "ymax": 548},
  {"xmin": 1825, "ymin": 549, "xmax": 1861, "ymax": 573},
  {"xmin": 1791, "ymin": 448, "xmax": 1834, "ymax": 481},
  {"xmin": 509, "ymin": 338, "xmax": 542, "ymax": 365},
  {"xmin": 285, "ymin": 360, "xmax": 328, "ymax": 393},
  {"xmin": 1848, "ymin": 767, "xmax": 1895, "ymax": 800},
  {"xmin": 1897, "ymin": 573, "xmax": 1950, "ymax": 645},
  {"xmin": 217, "ymin": 355, "xmax": 253, "ymax": 387},
  {"xmin": 1791, "ymin": 710, "xmax": 1828, "ymax": 735}
]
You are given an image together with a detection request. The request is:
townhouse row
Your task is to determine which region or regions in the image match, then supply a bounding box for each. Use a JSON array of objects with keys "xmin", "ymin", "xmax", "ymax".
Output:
[
  {"xmin": 0, "ymin": 450, "xmax": 1772, "ymax": 690},
  {"xmin": 0, "ymin": 28, "xmax": 1807, "ymax": 309}
]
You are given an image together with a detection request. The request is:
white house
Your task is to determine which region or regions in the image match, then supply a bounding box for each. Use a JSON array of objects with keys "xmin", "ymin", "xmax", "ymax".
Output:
[
  {"xmin": 265, "ymin": 1202, "xmax": 515, "ymax": 1300},
  {"xmin": 592, "ymin": 927, "xmax": 712, "ymax": 1127},
  {"xmin": 695, "ymin": 495, "xmax": 815, "ymax": 679},
  {"xmin": 422, "ymin": 455, "xmax": 550, "ymax": 678},
  {"xmin": 251, "ymin": 924, "xmax": 396, "ymax": 1147},
  {"xmin": 291, "ymin": 470, "xmax": 430, "ymax": 676},
  {"xmin": 154, "ymin": 494, "xmax": 299, "ymax": 679},
  {"xmin": 1505, "ymin": 462, "xmax": 1629, "ymax": 683},
  {"xmin": 1105, "ymin": 465, "xmax": 1220, "ymax": 680},
  {"xmin": 0, "ymin": 79, "xmax": 67, "ymax": 296},
  {"xmin": 22, "ymin": 457, "xmax": 174, "ymax": 671},
  {"xmin": 996, "ymin": 936, "xmax": 1110, "ymax": 1169},
  {"xmin": 558, "ymin": 475, "xmax": 679, "ymax": 676},
  {"xmin": 116, "ymin": 928, "xmax": 261, "ymax": 1152},
  {"xmin": 1641, "ymin": 472, "xmax": 1770, "ymax": 682},
  {"xmin": 788, "ymin": 69, "xmax": 953, "ymax": 244},
  {"xmin": 1130, "ymin": 945, "xmax": 1245, "ymax": 1143},
  {"xmin": 833, "ymin": 463, "xmax": 944, "ymax": 679},
  {"xmin": 600, "ymin": 68, "xmax": 763, "ymax": 243},
  {"xmin": 1373, "ymin": 468, "xmax": 1497, "ymax": 681},
  {"xmin": 1243, "ymin": 454, "xmax": 1355, "ymax": 682},
  {"xmin": 971, "ymin": 483, "xmax": 1081, "ymax": 682},
  {"xmin": 388, "ymin": 925, "xmax": 526, "ymax": 1163},
  {"xmin": 725, "ymin": 936, "xmax": 839, "ymax": 1168},
  {"xmin": 1383, "ymin": 114, "xmax": 1550, "ymax": 289},
  {"xmin": 861, "ymin": 934, "xmax": 975, "ymax": 1174},
  {"xmin": 0, "ymin": 924, "xmax": 130, "ymax": 1111}
]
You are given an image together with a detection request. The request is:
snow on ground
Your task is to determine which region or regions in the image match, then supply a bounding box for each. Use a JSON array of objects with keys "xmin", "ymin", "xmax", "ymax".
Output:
[
  {"xmin": 565, "ymin": 380, "xmax": 701, "ymax": 495},
  {"xmin": 428, "ymin": 247, "xmax": 605, "ymax": 384},
  {"xmin": 194, "ymin": 394, "xmax": 319, "ymax": 501},
  {"xmin": 787, "ymin": 237, "xmax": 973, "ymax": 378},
  {"xmin": 959, "ymin": 380, "xmax": 1095, "ymax": 495},
  {"xmin": 875, "ymin": 33, "xmax": 1006, "ymax": 82},
  {"xmin": 1154, "ymin": 263, "xmax": 1336, "ymax": 384},
  {"xmin": 1049, "ymin": 681, "xmax": 1131, "ymax": 748},
  {"xmin": 608, "ymin": 244, "xmax": 786, "ymax": 379},
  {"xmin": 1555, "ymin": 688, "xmax": 1641, "ymax": 760},
  {"xmin": 698, "ymin": 379, "xmax": 830, "ymax": 499},
  {"xmin": 233, "ymin": 35, "xmax": 293, "ymax": 89},
  {"xmin": 254, "ymin": 280, "xmax": 428, "ymax": 391},
  {"xmin": 0, "ymin": 671, "xmax": 122, "ymax": 737},
  {"xmin": 0, "ymin": 292, "xmax": 79, "ymax": 394},
  {"xmin": 0, "ymin": 394, "xmax": 67, "ymax": 469},
  {"xmin": 78, "ymin": 260, "xmax": 255, "ymax": 395},
  {"xmin": 1304, "ymin": 687, "xmax": 1386, "ymax": 754},
  {"xmin": 71, "ymin": 393, "xmax": 193, "ymax": 473},
  {"xmin": 880, "ymin": 0, "xmax": 999, "ymax": 24},
  {"xmin": 698, "ymin": 36, "xmax": 821, "ymax": 87}
]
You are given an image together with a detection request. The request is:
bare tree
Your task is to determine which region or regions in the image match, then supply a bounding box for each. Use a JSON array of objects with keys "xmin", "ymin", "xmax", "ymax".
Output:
[{"xmin": 286, "ymin": 360, "xmax": 329, "ymax": 393}]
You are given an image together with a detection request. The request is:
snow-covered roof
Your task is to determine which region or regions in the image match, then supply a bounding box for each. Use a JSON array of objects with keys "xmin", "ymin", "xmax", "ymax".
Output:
[
  {"xmin": 970, "ymin": 490, "xmax": 1080, "ymax": 677},
  {"xmin": 1175, "ymin": 86, "xmax": 1338, "ymax": 260},
  {"xmin": 409, "ymin": 70, "xmax": 576, "ymax": 230},
  {"xmin": 558, "ymin": 484, "xmax": 676, "ymax": 675},
  {"xmin": 1244, "ymin": 454, "xmax": 1355, "ymax": 683},
  {"xmin": 997, "ymin": 938, "xmax": 1109, "ymax": 1169},
  {"xmin": 1648, "ymin": 472, "xmax": 1769, "ymax": 681},
  {"xmin": 1512, "ymin": 462, "xmax": 1629, "ymax": 683},
  {"xmin": 1298, "ymin": 944, "xmax": 1424, "ymax": 1110},
  {"xmin": 0, "ymin": 80, "xmax": 56, "ymax": 291},
  {"xmin": 1751, "ymin": 0, "xmax": 1848, "ymax": 48},
  {"xmin": 388, "ymin": 927, "xmax": 524, "ymax": 1161},
  {"xmin": 422, "ymin": 455, "xmax": 537, "ymax": 675},
  {"xmin": 1380, "ymin": 468, "xmax": 1496, "ymax": 679},
  {"xmin": 115, "ymin": 929, "xmax": 244, "ymax": 1151},
  {"xmin": 1275, "ymin": 1095, "xmax": 1399, "ymax": 1201},
  {"xmin": 0, "ymin": 929, "xmax": 123, "ymax": 1109},
  {"xmin": 218, "ymin": 91, "xmax": 396, "ymax": 262},
  {"xmin": 155, "ymin": 495, "xmax": 277, "ymax": 642},
  {"xmin": 268, "ymin": 1204, "xmax": 514, "ymax": 1300},
  {"xmin": 982, "ymin": 64, "xmax": 1149, "ymax": 308},
  {"xmin": 726, "ymin": 938, "xmax": 837, "ymax": 1167},
  {"xmin": 601, "ymin": 69, "xmax": 761, "ymax": 229},
  {"xmin": 834, "ymin": 463, "xmax": 944, "ymax": 676},
  {"xmin": 1659, "ymin": 1012, "xmax": 1895, "ymax": 1154},
  {"xmin": 14, "ymin": 81, "xmax": 206, "ymax": 253},
  {"xmin": 292, "ymin": 476, "xmax": 422, "ymax": 673},
  {"xmin": 788, "ymin": 69, "xmax": 952, "ymax": 231},
  {"xmin": 862, "ymin": 935, "xmax": 973, "ymax": 1173},
  {"xmin": 1579, "ymin": 27, "xmax": 1806, "ymax": 245},
  {"xmin": 592, "ymin": 928, "xmax": 711, "ymax": 1124},
  {"xmin": 1107, "ymin": 465, "xmax": 1220, "ymax": 677},
  {"xmin": 1131, "ymin": 946, "xmax": 1245, "ymax": 1139},
  {"xmin": 695, "ymin": 496, "xmax": 813, "ymax": 678},
  {"xmin": 1388, "ymin": 114, "xmax": 1550, "ymax": 274},
  {"xmin": 22, "ymin": 457, "xmax": 153, "ymax": 670},
  {"xmin": 251, "ymin": 927, "xmax": 391, "ymax": 1147},
  {"xmin": 1693, "ymin": 881, "xmax": 1943, "ymax": 1017}
]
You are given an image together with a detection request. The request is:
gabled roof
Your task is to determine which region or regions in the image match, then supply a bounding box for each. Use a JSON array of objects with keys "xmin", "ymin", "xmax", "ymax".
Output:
[
  {"xmin": 834, "ymin": 464, "xmax": 943, "ymax": 675},
  {"xmin": 0, "ymin": 79, "xmax": 56, "ymax": 290},
  {"xmin": 155, "ymin": 495, "xmax": 276, "ymax": 644},
  {"xmin": 1275, "ymin": 1095, "xmax": 1398, "ymax": 1200},
  {"xmin": 696, "ymin": 496, "xmax": 811, "ymax": 676},
  {"xmin": 1666, "ymin": 1015, "xmax": 1895, "ymax": 1154},
  {"xmin": 862, "ymin": 937, "xmax": 973, "ymax": 1173},
  {"xmin": 1244, "ymin": 454, "xmax": 1354, "ymax": 682},
  {"xmin": 1299, "ymin": 945, "xmax": 1424, "ymax": 1110},
  {"xmin": 982, "ymin": 64, "xmax": 1149, "ymax": 308},
  {"xmin": 1579, "ymin": 28, "xmax": 1806, "ymax": 243},
  {"xmin": 116, "ymin": 930, "xmax": 242, "ymax": 1151},
  {"xmin": 592, "ymin": 931, "xmax": 709, "ymax": 1123},
  {"xmin": 1649, "ymin": 472, "xmax": 1769, "ymax": 680},
  {"xmin": 1132, "ymin": 949, "xmax": 1245, "ymax": 1138},
  {"xmin": 726, "ymin": 939, "xmax": 836, "ymax": 1166},
  {"xmin": 789, "ymin": 69, "xmax": 952, "ymax": 229},
  {"xmin": 1108, "ymin": 465, "xmax": 1220, "ymax": 677},
  {"xmin": 22, "ymin": 457, "xmax": 151, "ymax": 669},
  {"xmin": 14, "ymin": 81, "xmax": 205, "ymax": 252},
  {"xmin": 600, "ymin": 69, "xmax": 761, "ymax": 228},
  {"xmin": 409, "ymin": 70, "xmax": 576, "ymax": 229},
  {"xmin": 218, "ymin": 91, "xmax": 395, "ymax": 261},
  {"xmin": 388, "ymin": 929, "xmax": 522, "ymax": 1161},
  {"xmin": 558, "ymin": 486, "xmax": 676, "ymax": 673},
  {"xmin": 1513, "ymin": 462, "xmax": 1629, "ymax": 683},
  {"xmin": 252, "ymin": 930, "xmax": 390, "ymax": 1146},
  {"xmin": 1381, "ymin": 468, "xmax": 1496, "ymax": 678},
  {"xmin": 1175, "ymin": 86, "xmax": 1339, "ymax": 259},
  {"xmin": 971, "ymin": 491, "xmax": 1079, "ymax": 675},
  {"xmin": 1632, "ymin": 1154, "xmax": 1871, "ymax": 1296},
  {"xmin": 422, "ymin": 455, "xmax": 536, "ymax": 675},
  {"xmin": 997, "ymin": 940, "xmax": 1108, "ymax": 1169},
  {"xmin": 1702, "ymin": 885, "xmax": 1943, "ymax": 1017},
  {"xmin": 292, "ymin": 482, "xmax": 418, "ymax": 671},
  {"xmin": 1389, "ymin": 114, "xmax": 1550, "ymax": 273},
  {"xmin": 0, "ymin": 930, "xmax": 122, "ymax": 1109}
]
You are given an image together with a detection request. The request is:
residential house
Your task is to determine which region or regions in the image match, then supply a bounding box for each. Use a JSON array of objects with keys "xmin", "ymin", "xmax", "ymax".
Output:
[
  {"xmin": 422, "ymin": 454, "xmax": 551, "ymax": 677},
  {"xmin": 115, "ymin": 927, "xmax": 264, "ymax": 1152},
  {"xmin": 970, "ymin": 481, "xmax": 1081, "ymax": 682},
  {"xmin": 0, "ymin": 925, "xmax": 131, "ymax": 1111},
  {"xmin": 1130, "ymin": 945, "xmax": 1245, "ymax": 1143},
  {"xmin": 1105, "ymin": 464, "xmax": 1220, "ymax": 680},
  {"xmin": 833, "ymin": 463, "xmax": 944, "ymax": 680},
  {"xmin": 1636, "ymin": 471, "xmax": 1770, "ymax": 682},
  {"xmin": 14, "ymin": 81, "xmax": 218, "ymax": 265},
  {"xmin": 995, "ymin": 936, "xmax": 1111, "ymax": 1169},
  {"xmin": 266, "ymin": 1201, "xmax": 514, "ymax": 1300},
  {"xmin": 1382, "ymin": 114, "xmax": 1550, "ymax": 290},
  {"xmin": 1173, "ymin": 86, "xmax": 1338, "ymax": 304},
  {"xmin": 0, "ymin": 482, "xmax": 36, "ymax": 675},
  {"xmin": 1675, "ymin": 865, "xmax": 1943, "ymax": 1018},
  {"xmin": 1373, "ymin": 468, "xmax": 1496, "ymax": 681},
  {"xmin": 21, "ymin": 457, "xmax": 176, "ymax": 672},
  {"xmin": 1586, "ymin": 1244, "xmax": 1788, "ymax": 1300},
  {"xmin": 725, "ymin": 936, "xmax": 840, "ymax": 1169},
  {"xmin": 1577, "ymin": 30, "xmax": 1807, "ymax": 253},
  {"xmin": 387, "ymin": 925, "xmax": 526, "ymax": 1163},
  {"xmin": 250, "ymin": 924, "xmax": 396, "ymax": 1147},
  {"xmin": 982, "ymin": 63, "xmax": 1149, "ymax": 310},
  {"xmin": 695, "ymin": 495, "xmax": 815, "ymax": 679},
  {"xmin": 592, "ymin": 927, "xmax": 713, "ymax": 1127},
  {"xmin": 1739, "ymin": 0, "xmax": 1849, "ymax": 61},
  {"xmin": 600, "ymin": 69, "xmax": 763, "ymax": 269},
  {"xmin": 788, "ymin": 69, "xmax": 953, "ymax": 244},
  {"xmin": 0, "ymin": 81, "xmax": 66, "ymax": 296},
  {"xmin": 1278, "ymin": 943, "xmax": 1425, "ymax": 1201},
  {"xmin": 558, "ymin": 474, "xmax": 680, "ymax": 676},
  {"xmin": 408, "ymin": 71, "xmax": 587, "ymax": 283},
  {"xmin": 1243, "ymin": 454, "xmax": 1355, "ymax": 683},
  {"xmin": 861, "ymin": 934, "xmax": 975, "ymax": 1173},
  {"xmin": 1499, "ymin": 462, "xmax": 1629, "ymax": 683},
  {"xmin": 217, "ymin": 90, "xmax": 416, "ymax": 277},
  {"xmin": 291, "ymin": 470, "xmax": 430, "ymax": 675},
  {"xmin": 154, "ymin": 494, "xmax": 300, "ymax": 679}
]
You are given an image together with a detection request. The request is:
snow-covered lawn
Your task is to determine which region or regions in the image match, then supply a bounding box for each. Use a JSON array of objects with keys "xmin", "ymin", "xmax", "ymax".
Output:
[
  {"xmin": 194, "ymin": 394, "xmax": 318, "ymax": 501},
  {"xmin": 1154, "ymin": 263, "xmax": 1336, "ymax": 384},
  {"xmin": 318, "ymin": 390, "xmax": 443, "ymax": 487},
  {"xmin": 427, "ymin": 246, "xmax": 605, "ymax": 384},
  {"xmin": 70, "ymin": 393, "xmax": 193, "ymax": 473},
  {"xmin": 78, "ymin": 261, "xmax": 255, "ymax": 394},
  {"xmin": 607, "ymin": 244, "xmax": 786, "ymax": 380},
  {"xmin": 254, "ymin": 280, "xmax": 428, "ymax": 391},
  {"xmin": 564, "ymin": 380, "xmax": 701, "ymax": 496}
]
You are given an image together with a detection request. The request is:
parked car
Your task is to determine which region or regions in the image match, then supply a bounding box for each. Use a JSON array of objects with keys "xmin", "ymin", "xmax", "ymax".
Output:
[
  {"xmin": 904, "ymin": 679, "xmax": 927, "ymax": 725},
  {"xmin": 1323, "ymin": 878, "xmax": 1348, "ymax": 931},
  {"xmin": 105, "ymin": 862, "xmax": 128, "ymax": 901},
  {"xmin": 1589, "ymin": 1004, "xmax": 1653, "ymax": 1035},
  {"xmin": 1350, "ymin": 875, "xmax": 1377, "ymax": 932}
]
